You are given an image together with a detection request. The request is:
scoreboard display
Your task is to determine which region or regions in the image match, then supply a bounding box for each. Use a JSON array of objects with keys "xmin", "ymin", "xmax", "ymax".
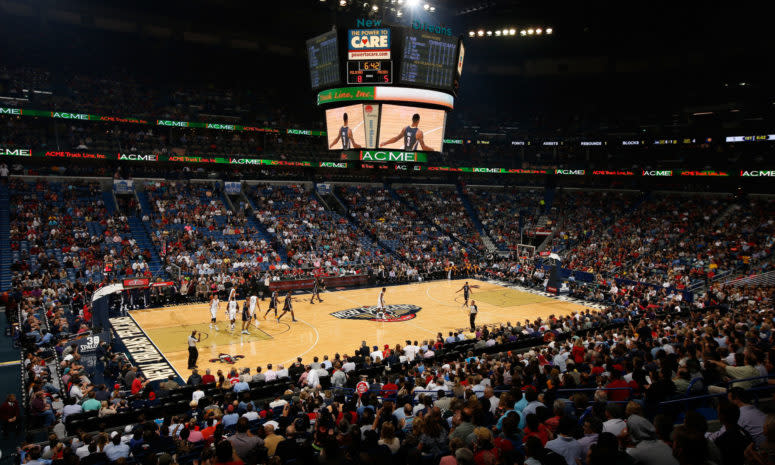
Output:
[
  {"xmin": 307, "ymin": 30, "xmax": 341, "ymax": 90},
  {"xmin": 347, "ymin": 60, "xmax": 393, "ymax": 84},
  {"xmin": 399, "ymin": 29, "xmax": 458, "ymax": 91},
  {"xmin": 309, "ymin": 22, "xmax": 464, "ymax": 156}
]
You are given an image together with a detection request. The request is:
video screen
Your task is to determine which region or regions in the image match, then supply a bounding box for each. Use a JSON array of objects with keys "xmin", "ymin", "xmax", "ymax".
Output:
[
  {"xmin": 378, "ymin": 104, "xmax": 446, "ymax": 152},
  {"xmin": 326, "ymin": 104, "xmax": 368, "ymax": 150}
]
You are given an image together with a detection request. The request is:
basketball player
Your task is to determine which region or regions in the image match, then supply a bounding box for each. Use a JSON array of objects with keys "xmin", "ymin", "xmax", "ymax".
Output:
[
  {"xmin": 277, "ymin": 291, "xmax": 297, "ymax": 322},
  {"xmin": 469, "ymin": 300, "xmax": 478, "ymax": 332},
  {"xmin": 456, "ymin": 281, "xmax": 472, "ymax": 307},
  {"xmin": 240, "ymin": 299, "xmax": 251, "ymax": 334},
  {"xmin": 263, "ymin": 290, "xmax": 279, "ymax": 320},
  {"xmin": 379, "ymin": 113, "xmax": 435, "ymax": 151},
  {"xmin": 227, "ymin": 298, "xmax": 238, "ymax": 332},
  {"xmin": 248, "ymin": 293, "xmax": 260, "ymax": 329},
  {"xmin": 209, "ymin": 294, "xmax": 220, "ymax": 330},
  {"xmin": 329, "ymin": 112, "xmax": 362, "ymax": 150},
  {"xmin": 375, "ymin": 287, "xmax": 386, "ymax": 320},
  {"xmin": 310, "ymin": 276, "xmax": 324, "ymax": 304}
]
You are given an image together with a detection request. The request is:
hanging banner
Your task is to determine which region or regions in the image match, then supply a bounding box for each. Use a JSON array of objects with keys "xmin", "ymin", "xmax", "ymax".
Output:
[
  {"xmin": 224, "ymin": 182, "xmax": 242, "ymax": 194},
  {"xmin": 113, "ymin": 179, "xmax": 135, "ymax": 193}
]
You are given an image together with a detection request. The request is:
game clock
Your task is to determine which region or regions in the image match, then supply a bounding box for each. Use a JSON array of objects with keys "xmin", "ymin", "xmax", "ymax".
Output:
[{"xmin": 347, "ymin": 60, "xmax": 392, "ymax": 84}]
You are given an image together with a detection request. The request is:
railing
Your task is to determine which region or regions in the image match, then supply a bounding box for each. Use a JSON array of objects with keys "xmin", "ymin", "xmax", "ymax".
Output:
[{"xmin": 724, "ymin": 270, "xmax": 775, "ymax": 287}]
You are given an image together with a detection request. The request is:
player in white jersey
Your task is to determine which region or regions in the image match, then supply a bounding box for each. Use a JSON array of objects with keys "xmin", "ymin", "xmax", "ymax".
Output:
[
  {"xmin": 227, "ymin": 299, "xmax": 238, "ymax": 331},
  {"xmin": 209, "ymin": 294, "xmax": 220, "ymax": 330},
  {"xmin": 376, "ymin": 287, "xmax": 386, "ymax": 320},
  {"xmin": 248, "ymin": 294, "xmax": 260, "ymax": 329}
]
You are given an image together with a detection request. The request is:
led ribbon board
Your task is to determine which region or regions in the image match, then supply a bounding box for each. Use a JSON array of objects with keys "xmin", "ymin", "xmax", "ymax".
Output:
[{"xmin": 317, "ymin": 86, "xmax": 454, "ymax": 109}]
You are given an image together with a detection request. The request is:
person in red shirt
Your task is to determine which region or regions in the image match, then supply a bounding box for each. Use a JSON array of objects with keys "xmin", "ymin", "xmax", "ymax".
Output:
[
  {"xmin": 131, "ymin": 374, "xmax": 148, "ymax": 395},
  {"xmin": 572, "ymin": 339, "xmax": 585, "ymax": 364},
  {"xmin": 605, "ymin": 370, "xmax": 631, "ymax": 402},
  {"xmin": 0, "ymin": 394, "xmax": 21, "ymax": 435},
  {"xmin": 381, "ymin": 379, "xmax": 398, "ymax": 397},
  {"xmin": 202, "ymin": 369, "xmax": 216, "ymax": 385}
]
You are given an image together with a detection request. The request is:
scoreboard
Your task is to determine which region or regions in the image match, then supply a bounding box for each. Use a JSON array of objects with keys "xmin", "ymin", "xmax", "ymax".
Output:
[
  {"xmin": 306, "ymin": 30, "xmax": 341, "ymax": 90},
  {"xmin": 399, "ymin": 29, "xmax": 458, "ymax": 90},
  {"xmin": 309, "ymin": 22, "xmax": 464, "ymax": 156},
  {"xmin": 347, "ymin": 60, "xmax": 393, "ymax": 84}
]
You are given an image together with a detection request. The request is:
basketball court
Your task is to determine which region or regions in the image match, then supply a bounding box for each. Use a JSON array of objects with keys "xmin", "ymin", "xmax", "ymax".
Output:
[{"xmin": 129, "ymin": 279, "xmax": 589, "ymax": 376}]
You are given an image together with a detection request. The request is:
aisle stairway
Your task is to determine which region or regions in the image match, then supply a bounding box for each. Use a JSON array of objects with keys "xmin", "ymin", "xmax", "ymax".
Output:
[
  {"xmin": 0, "ymin": 183, "xmax": 11, "ymax": 291},
  {"xmin": 127, "ymin": 216, "xmax": 166, "ymax": 277},
  {"xmin": 456, "ymin": 184, "xmax": 498, "ymax": 253},
  {"xmin": 240, "ymin": 193, "xmax": 289, "ymax": 263}
]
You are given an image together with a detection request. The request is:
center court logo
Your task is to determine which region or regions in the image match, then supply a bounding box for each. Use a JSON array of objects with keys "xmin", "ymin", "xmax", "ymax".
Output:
[{"xmin": 330, "ymin": 304, "xmax": 421, "ymax": 322}]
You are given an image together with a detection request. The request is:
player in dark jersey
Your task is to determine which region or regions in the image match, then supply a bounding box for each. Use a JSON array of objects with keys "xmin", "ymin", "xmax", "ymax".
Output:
[
  {"xmin": 277, "ymin": 291, "xmax": 297, "ymax": 322},
  {"xmin": 240, "ymin": 300, "xmax": 251, "ymax": 334},
  {"xmin": 380, "ymin": 113, "xmax": 435, "ymax": 151},
  {"xmin": 310, "ymin": 276, "xmax": 324, "ymax": 304},
  {"xmin": 263, "ymin": 290, "xmax": 279, "ymax": 319},
  {"xmin": 329, "ymin": 112, "xmax": 362, "ymax": 149},
  {"xmin": 456, "ymin": 281, "xmax": 471, "ymax": 307}
]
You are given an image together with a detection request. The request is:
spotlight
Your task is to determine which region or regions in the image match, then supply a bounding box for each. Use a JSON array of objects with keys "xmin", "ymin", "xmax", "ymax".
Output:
[
  {"xmin": 423, "ymin": 3, "xmax": 430, "ymax": 10},
  {"xmin": 546, "ymin": 27, "xmax": 553, "ymax": 34},
  {"xmin": 520, "ymin": 29, "xmax": 526, "ymax": 36},
  {"xmin": 372, "ymin": 3, "xmax": 378, "ymax": 10},
  {"xmin": 477, "ymin": 30, "xmax": 484, "ymax": 36},
  {"xmin": 502, "ymin": 29, "xmax": 509, "ymax": 35},
  {"xmin": 536, "ymin": 28, "xmax": 542, "ymax": 34},
  {"xmin": 397, "ymin": 0, "xmax": 402, "ymax": 3},
  {"xmin": 469, "ymin": 31, "xmax": 475, "ymax": 37},
  {"xmin": 486, "ymin": 30, "xmax": 492, "ymax": 36},
  {"xmin": 429, "ymin": 6, "xmax": 435, "ymax": 10},
  {"xmin": 527, "ymin": 28, "xmax": 534, "ymax": 35},
  {"xmin": 406, "ymin": 0, "xmax": 418, "ymax": 6},
  {"xmin": 396, "ymin": 9, "xmax": 402, "ymax": 16},
  {"xmin": 495, "ymin": 30, "xmax": 501, "ymax": 36},
  {"xmin": 509, "ymin": 29, "xmax": 515, "ymax": 35},
  {"xmin": 339, "ymin": 0, "xmax": 346, "ymax": 4}
]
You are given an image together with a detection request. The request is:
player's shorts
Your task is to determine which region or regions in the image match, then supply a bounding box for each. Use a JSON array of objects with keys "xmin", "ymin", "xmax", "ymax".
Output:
[
  {"xmin": 242, "ymin": 311, "xmax": 250, "ymax": 322},
  {"xmin": 229, "ymin": 311, "xmax": 237, "ymax": 320}
]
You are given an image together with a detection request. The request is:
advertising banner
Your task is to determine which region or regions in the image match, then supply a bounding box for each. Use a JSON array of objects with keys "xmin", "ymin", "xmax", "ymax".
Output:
[{"xmin": 348, "ymin": 28, "xmax": 391, "ymax": 59}]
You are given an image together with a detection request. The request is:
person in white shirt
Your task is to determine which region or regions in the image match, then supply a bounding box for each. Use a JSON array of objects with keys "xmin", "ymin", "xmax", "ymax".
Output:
[
  {"xmin": 276, "ymin": 365, "xmax": 289, "ymax": 379},
  {"xmin": 369, "ymin": 346, "xmax": 383, "ymax": 362},
  {"xmin": 376, "ymin": 288, "xmax": 386, "ymax": 320},
  {"xmin": 248, "ymin": 294, "xmax": 260, "ymax": 328},
  {"xmin": 342, "ymin": 357, "xmax": 356, "ymax": 372},
  {"xmin": 264, "ymin": 364, "xmax": 277, "ymax": 381}
]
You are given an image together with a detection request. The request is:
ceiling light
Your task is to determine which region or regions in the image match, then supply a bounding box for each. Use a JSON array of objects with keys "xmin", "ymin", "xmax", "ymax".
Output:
[
  {"xmin": 372, "ymin": 3, "xmax": 378, "ymax": 10},
  {"xmin": 423, "ymin": 3, "xmax": 430, "ymax": 10},
  {"xmin": 509, "ymin": 29, "xmax": 516, "ymax": 35},
  {"xmin": 520, "ymin": 29, "xmax": 526, "ymax": 36},
  {"xmin": 486, "ymin": 30, "xmax": 492, "ymax": 36},
  {"xmin": 477, "ymin": 30, "xmax": 484, "ymax": 36},
  {"xmin": 546, "ymin": 27, "xmax": 553, "ymax": 34},
  {"xmin": 429, "ymin": 6, "xmax": 435, "ymax": 10},
  {"xmin": 406, "ymin": 0, "xmax": 418, "ymax": 6},
  {"xmin": 536, "ymin": 28, "xmax": 542, "ymax": 34},
  {"xmin": 502, "ymin": 29, "xmax": 509, "ymax": 35},
  {"xmin": 527, "ymin": 28, "xmax": 534, "ymax": 35},
  {"xmin": 339, "ymin": 0, "xmax": 346, "ymax": 4},
  {"xmin": 469, "ymin": 31, "xmax": 475, "ymax": 37},
  {"xmin": 396, "ymin": 9, "xmax": 402, "ymax": 15},
  {"xmin": 495, "ymin": 30, "xmax": 501, "ymax": 36}
]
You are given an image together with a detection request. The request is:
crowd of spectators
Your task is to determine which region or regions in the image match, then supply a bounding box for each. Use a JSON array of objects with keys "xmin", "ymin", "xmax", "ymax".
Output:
[
  {"xmin": 12, "ymin": 275, "xmax": 775, "ymax": 465},
  {"xmin": 249, "ymin": 184, "xmax": 384, "ymax": 271},
  {"xmin": 465, "ymin": 187, "xmax": 544, "ymax": 251},
  {"xmin": 396, "ymin": 186, "xmax": 486, "ymax": 255},
  {"xmin": 338, "ymin": 185, "xmax": 470, "ymax": 269}
]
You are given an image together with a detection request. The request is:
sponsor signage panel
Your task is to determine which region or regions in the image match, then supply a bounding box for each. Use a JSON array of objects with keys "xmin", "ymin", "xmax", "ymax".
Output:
[{"xmin": 348, "ymin": 28, "xmax": 391, "ymax": 59}]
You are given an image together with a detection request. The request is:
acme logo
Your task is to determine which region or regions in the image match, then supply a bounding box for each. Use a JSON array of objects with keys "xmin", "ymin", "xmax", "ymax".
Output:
[
  {"xmin": 740, "ymin": 170, "xmax": 775, "ymax": 177},
  {"xmin": 157, "ymin": 120, "xmax": 188, "ymax": 127},
  {"xmin": 360, "ymin": 151, "xmax": 417, "ymax": 162},
  {"xmin": 119, "ymin": 154, "xmax": 158, "ymax": 162}
]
